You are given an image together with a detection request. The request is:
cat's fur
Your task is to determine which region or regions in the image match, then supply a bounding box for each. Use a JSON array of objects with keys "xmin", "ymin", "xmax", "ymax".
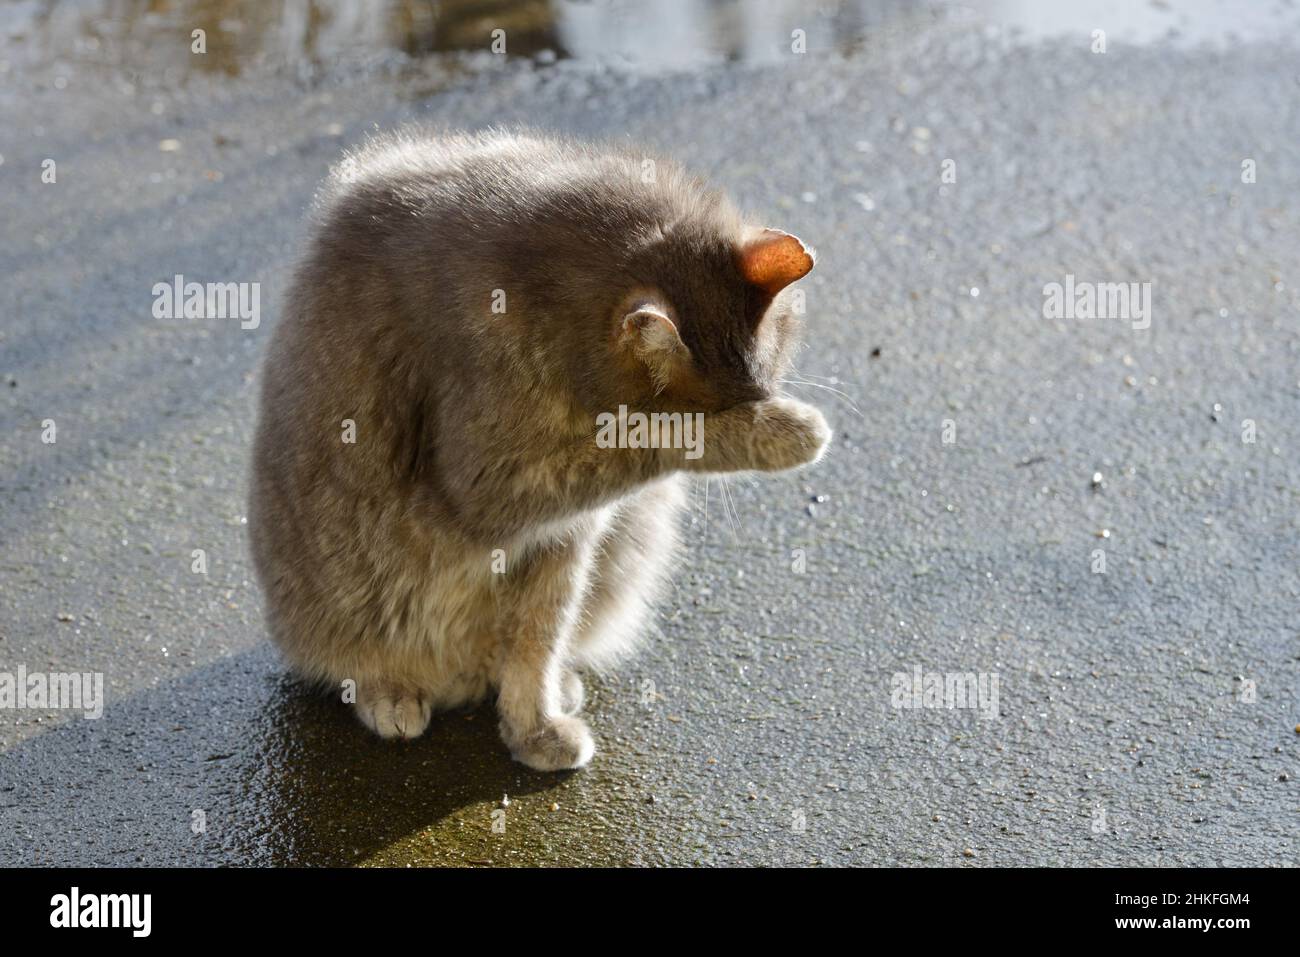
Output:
[{"xmin": 249, "ymin": 129, "xmax": 829, "ymax": 770}]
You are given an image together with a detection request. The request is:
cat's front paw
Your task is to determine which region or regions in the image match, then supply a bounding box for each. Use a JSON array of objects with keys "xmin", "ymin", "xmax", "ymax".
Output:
[
  {"xmin": 744, "ymin": 396, "xmax": 832, "ymax": 472},
  {"xmin": 559, "ymin": 671, "xmax": 586, "ymax": 715},
  {"xmin": 502, "ymin": 714, "xmax": 595, "ymax": 771},
  {"xmin": 356, "ymin": 687, "xmax": 433, "ymax": 741}
]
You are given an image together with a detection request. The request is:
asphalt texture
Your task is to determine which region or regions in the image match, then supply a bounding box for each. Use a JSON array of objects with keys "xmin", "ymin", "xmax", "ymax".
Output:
[{"xmin": 1, "ymin": 7, "xmax": 1298, "ymax": 866}]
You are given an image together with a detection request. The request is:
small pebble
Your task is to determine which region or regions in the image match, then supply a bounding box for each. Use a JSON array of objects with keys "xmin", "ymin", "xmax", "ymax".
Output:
[
  {"xmin": 549, "ymin": 802, "xmax": 560, "ymax": 812},
  {"xmin": 962, "ymin": 848, "xmax": 975, "ymax": 858}
]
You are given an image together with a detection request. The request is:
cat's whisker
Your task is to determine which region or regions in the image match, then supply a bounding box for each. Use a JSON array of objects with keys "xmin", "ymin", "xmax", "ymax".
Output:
[
  {"xmin": 777, "ymin": 377, "xmax": 862, "ymax": 417},
  {"xmin": 787, "ymin": 362, "xmax": 858, "ymax": 393},
  {"xmin": 718, "ymin": 474, "xmax": 740, "ymax": 538},
  {"xmin": 787, "ymin": 366, "xmax": 841, "ymax": 383},
  {"xmin": 713, "ymin": 477, "xmax": 729, "ymax": 539},
  {"xmin": 702, "ymin": 475, "xmax": 713, "ymax": 543},
  {"xmin": 780, "ymin": 372, "xmax": 855, "ymax": 398}
]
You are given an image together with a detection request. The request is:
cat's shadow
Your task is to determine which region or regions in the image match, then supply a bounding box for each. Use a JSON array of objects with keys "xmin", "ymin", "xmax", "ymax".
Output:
[{"xmin": 0, "ymin": 645, "xmax": 566, "ymax": 866}]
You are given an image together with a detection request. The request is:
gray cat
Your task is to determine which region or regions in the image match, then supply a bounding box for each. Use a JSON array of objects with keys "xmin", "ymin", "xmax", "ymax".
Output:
[{"xmin": 249, "ymin": 129, "xmax": 829, "ymax": 770}]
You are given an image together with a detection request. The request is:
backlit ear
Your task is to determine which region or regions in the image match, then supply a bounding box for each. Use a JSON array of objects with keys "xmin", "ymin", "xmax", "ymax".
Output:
[
  {"xmin": 620, "ymin": 302, "xmax": 684, "ymax": 356},
  {"xmin": 618, "ymin": 297, "xmax": 686, "ymax": 395},
  {"xmin": 737, "ymin": 229, "xmax": 815, "ymax": 296}
]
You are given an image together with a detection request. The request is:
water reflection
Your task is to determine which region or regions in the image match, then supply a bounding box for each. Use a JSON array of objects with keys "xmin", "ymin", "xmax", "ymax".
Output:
[
  {"xmin": 0, "ymin": 0, "xmax": 927, "ymax": 84},
  {"xmin": 0, "ymin": 0, "xmax": 1294, "ymax": 81}
]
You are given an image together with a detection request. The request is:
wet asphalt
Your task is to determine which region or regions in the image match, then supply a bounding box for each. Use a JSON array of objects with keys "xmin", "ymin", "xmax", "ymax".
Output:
[{"xmin": 1, "ymin": 10, "xmax": 1298, "ymax": 866}]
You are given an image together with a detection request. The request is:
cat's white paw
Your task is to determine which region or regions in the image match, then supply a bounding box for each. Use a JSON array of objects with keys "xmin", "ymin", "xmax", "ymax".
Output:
[
  {"xmin": 503, "ymin": 715, "xmax": 595, "ymax": 771},
  {"xmin": 356, "ymin": 690, "xmax": 432, "ymax": 741},
  {"xmin": 746, "ymin": 396, "xmax": 831, "ymax": 472},
  {"xmin": 559, "ymin": 671, "xmax": 586, "ymax": 715}
]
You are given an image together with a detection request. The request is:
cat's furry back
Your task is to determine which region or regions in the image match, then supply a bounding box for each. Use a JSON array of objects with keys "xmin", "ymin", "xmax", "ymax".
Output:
[{"xmin": 249, "ymin": 129, "xmax": 829, "ymax": 770}]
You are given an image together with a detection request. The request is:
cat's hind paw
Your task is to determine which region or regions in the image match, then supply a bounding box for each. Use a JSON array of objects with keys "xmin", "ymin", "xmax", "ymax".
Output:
[
  {"xmin": 356, "ymin": 689, "xmax": 433, "ymax": 741},
  {"xmin": 503, "ymin": 715, "xmax": 595, "ymax": 771}
]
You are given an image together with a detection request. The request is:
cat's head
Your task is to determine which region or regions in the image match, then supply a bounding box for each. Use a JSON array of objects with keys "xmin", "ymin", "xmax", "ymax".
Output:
[{"xmin": 612, "ymin": 226, "xmax": 814, "ymax": 412}]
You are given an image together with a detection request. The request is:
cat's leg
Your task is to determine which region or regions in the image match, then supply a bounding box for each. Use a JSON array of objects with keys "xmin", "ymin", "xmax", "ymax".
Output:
[
  {"xmin": 686, "ymin": 396, "xmax": 831, "ymax": 475},
  {"xmin": 570, "ymin": 476, "xmax": 685, "ymax": 672},
  {"xmin": 257, "ymin": 565, "xmax": 439, "ymax": 741},
  {"xmin": 558, "ymin": 671, "xmax": 585, "ymax": 716},
  {"xmin": 495, "ymin": 534, "xmax": 599, "ymax": 771},
  {"xmin": 339, "ymin": 571, "xmax": 482, "ymax": 741},
  {"xmin": 446, "ymin": 397, "xmax": 827, "ymax": 539}
]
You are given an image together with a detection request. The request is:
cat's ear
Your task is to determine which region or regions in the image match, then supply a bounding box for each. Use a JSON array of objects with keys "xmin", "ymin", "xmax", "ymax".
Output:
[
  {"xmin": 620, "ymin": 301, "xmax": 685, "ymax": 357},
  {"xmin": 618, "ymin": 298, "xmax": 687, "ymax": 394},
  {"xmin": 737, "ymin": 229, "xmax": 815, "ymax": 296}
]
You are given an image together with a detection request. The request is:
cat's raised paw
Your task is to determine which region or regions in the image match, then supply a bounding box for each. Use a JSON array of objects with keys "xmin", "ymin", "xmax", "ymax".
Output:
[
  {"xmin": 503, "ymin": 715, "xmax": 596, "ymax": 771},
  {"xmin": 746, "ymin": 396, "xmax": 831, "ymax": 472},
  {"xmin": 356, "ymin": 689, "xmax": 433, "ymax": 741}
]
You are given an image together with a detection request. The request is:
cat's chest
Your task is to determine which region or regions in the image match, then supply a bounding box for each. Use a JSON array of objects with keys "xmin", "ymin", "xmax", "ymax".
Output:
[
  {"xmin": 419, "ymin": 503, "xmax": 618, "ymax": 620},
  {"xmin": 511, "ymin": 503, "xmax": 619, "ymax": 555}
]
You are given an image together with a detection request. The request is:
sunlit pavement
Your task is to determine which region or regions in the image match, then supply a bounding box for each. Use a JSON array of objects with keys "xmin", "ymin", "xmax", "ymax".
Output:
[{"xmin": 1, "ymin": 6, "xmax": 1297, "ymax": 865}]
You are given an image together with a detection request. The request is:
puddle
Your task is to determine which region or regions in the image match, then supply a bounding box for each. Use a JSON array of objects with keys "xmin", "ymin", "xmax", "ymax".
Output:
[
  {"xmin": 975, "ymin": 0, "xmax": 1300, "ymax": 47},
  {"xmin": 3, "ymin": 0, "xmax": 1295, "ymax": 86}
]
